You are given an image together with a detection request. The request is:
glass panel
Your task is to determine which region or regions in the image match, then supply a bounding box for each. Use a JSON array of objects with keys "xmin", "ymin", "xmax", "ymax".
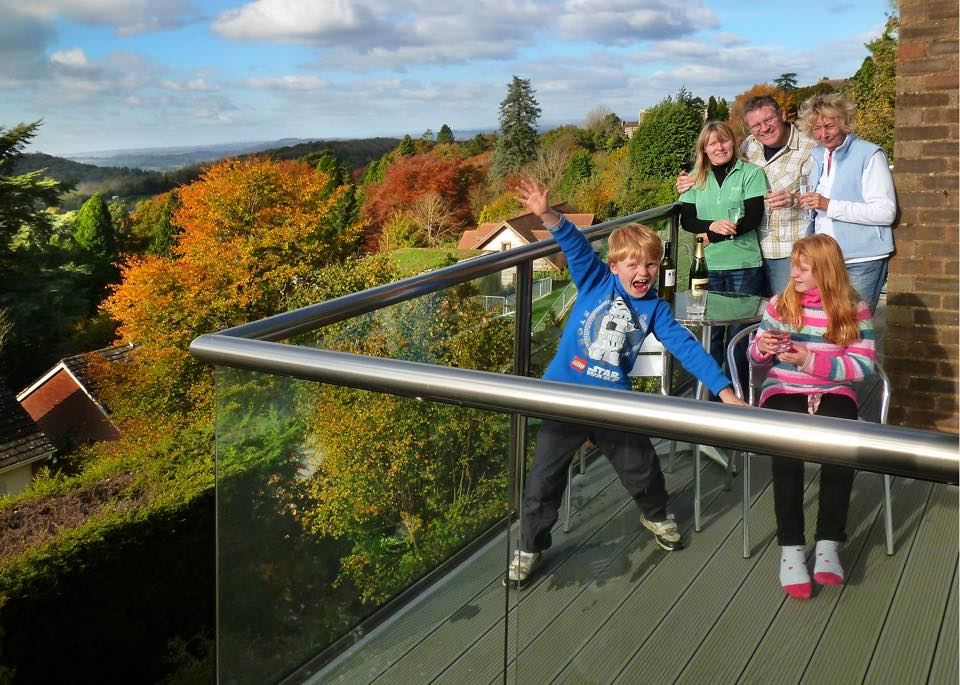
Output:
[
  {"xmin": 216, "ymin": 368, "xmax": 515, "ymax": 683},
  {"xmin": 215, "ymin": 264, "xmax": 523, "ymax": 683}
]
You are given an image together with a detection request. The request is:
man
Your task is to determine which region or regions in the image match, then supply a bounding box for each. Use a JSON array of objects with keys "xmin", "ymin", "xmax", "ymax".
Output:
[{"xmin": 678, "ymin": 96, "xmax": 816, "ymax": 296}]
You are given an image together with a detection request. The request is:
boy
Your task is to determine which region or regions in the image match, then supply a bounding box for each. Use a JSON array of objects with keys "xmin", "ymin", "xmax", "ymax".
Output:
[{"xmin": 508, "ymin": 178, "xmax": 746, "ymax": 585}]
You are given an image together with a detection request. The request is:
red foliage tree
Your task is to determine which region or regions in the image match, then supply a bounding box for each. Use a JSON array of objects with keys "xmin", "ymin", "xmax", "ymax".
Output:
[{"xmin": 361, "ymin": 152, "xmax": 484, "ymax": 250}]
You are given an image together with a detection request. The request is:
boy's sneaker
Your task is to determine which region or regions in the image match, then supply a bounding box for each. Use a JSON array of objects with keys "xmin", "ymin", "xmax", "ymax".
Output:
[
  {"xmin": 504, "ymin": 550, "xmax": 542, "ymax": 586},
  {"xmin": 640, "ymin": 513, "xmax": 684, "ymax": 551}
]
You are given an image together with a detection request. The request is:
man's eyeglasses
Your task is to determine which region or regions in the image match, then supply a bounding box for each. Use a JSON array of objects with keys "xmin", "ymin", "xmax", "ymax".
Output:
[{"xmin": 748, "ymin": 115, "xmax": 780, "ymax": 133}]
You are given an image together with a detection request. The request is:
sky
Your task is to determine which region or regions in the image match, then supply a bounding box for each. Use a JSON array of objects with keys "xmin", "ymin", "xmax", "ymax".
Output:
[{"xmin": 0, "ymin": 0, "xmax": 895, "ymax": 156}]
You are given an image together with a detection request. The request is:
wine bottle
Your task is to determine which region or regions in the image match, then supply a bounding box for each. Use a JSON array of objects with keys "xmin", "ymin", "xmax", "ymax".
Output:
[
  {"xmin": 689, "ymin": 237, "xmax": 709, "ymax": 293},
  {"xmin": 658, "ymin": 240, "xmax": 676, "ymax": 302}
]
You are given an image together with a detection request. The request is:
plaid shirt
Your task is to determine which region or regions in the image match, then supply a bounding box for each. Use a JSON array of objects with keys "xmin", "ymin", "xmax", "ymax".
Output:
[{"xmin": 741, "ymin": 124, "xmax": 817, "ymax": 259}]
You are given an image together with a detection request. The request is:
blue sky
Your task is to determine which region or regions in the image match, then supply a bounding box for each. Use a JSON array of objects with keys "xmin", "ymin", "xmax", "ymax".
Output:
[{"xmin": 0, "ymin": 0, "xmax": 895, "ymax": 156}]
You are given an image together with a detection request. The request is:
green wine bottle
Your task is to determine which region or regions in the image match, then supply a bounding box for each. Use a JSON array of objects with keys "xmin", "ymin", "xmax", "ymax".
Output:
[
  {"xmin": 658, "ymin": 240, "xmax": 676, "ymax": 302},
  {"xmin": 689, "ymin": 237, "xmax": 709, "ymax": 293}
]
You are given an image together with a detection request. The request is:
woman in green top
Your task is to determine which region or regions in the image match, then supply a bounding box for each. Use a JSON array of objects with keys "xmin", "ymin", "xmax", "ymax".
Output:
[{"xmin": 680, "ymin": 120, "xmax": 767, "ymax": 381}]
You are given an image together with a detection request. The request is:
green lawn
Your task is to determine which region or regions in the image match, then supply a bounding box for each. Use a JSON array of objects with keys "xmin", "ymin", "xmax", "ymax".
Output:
[{"xmin": 387, "ymin": 247, "xmax": 484, "ymax": 276}]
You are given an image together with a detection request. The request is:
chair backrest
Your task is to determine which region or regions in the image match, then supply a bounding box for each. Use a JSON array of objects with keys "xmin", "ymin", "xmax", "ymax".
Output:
[
  {"xmin": 725, "ymin": 323, "xmax": 764, "ymax": 405},
  {"xmin": 630, "ymin": 333, "xmax": 665, "ymax": 378},
  {"xmin": 726, "ymin": 322, "xmax": 893, "ymax": 422},
  {"xmin": 629, "ymin": 334, "xmax": 673, "ymax": 397}
]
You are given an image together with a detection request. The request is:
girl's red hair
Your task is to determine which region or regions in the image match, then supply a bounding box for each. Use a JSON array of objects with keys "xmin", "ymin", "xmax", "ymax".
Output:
[{"xmin": 775, "ymin": 234, "xmax": 861, "ymax": 344}]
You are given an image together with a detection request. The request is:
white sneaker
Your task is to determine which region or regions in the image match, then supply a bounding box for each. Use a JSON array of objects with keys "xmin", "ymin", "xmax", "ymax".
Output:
[
  {"xmin": 505, "ymin": 550, "xmax": 542, "ymax": 585},
  {"xmin": 640, "ymin": 513, "xmax": 684, "ymax": 551}
]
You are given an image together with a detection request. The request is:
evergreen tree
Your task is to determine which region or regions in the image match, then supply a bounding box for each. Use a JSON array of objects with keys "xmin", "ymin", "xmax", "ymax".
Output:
[
  {"xmin": 436, "ymin": 124, "xmax": 455, "ymax": 144},
  {"xmin": 0, "ymin": 121, "xmax": 67, "ymax": 249},
  {"xmin": 74, "ymin": 192, "xmax": 116, "ymax": 258},
  {"xmin": 715, "ymin": 98, "xmax": 730, "ymax": 122},
  {"xmin": 397, "ymin": 134, "xmax": 415, "ymax": 157},
  {"xmin": 706, "ymin": 96, "xmax": 719, "ymax": 120},
  {"xmin": 774, "ymin": 72, "xmax": 799, "ymax": 91},
  {"xmin": 627, "ymin": 88, "xmax": 703, "ymax": 180},
  {"xmin": 492, "ymin": 76, "xmax": 542, "ymax": 179}
]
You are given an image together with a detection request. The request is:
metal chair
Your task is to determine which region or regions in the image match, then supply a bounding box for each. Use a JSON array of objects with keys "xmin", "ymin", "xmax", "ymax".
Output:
[
  {"xmin": 562, "ymin": 334, "xmax": 676, "ymax": 532},
  {"xmin": 725, "ymin": 323, "xmax": 894, "ymax": 558}
]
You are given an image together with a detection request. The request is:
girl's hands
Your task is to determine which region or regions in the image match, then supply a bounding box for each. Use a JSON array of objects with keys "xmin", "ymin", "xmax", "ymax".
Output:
[{"xmin": 777, "ymin": 342, "xmax": 809, "ymax": 368}]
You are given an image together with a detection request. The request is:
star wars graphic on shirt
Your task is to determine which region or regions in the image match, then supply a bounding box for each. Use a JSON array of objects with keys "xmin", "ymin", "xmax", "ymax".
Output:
[{"xmin": 569, "ymin": 296, "xmax": 648, "ymax": 383}]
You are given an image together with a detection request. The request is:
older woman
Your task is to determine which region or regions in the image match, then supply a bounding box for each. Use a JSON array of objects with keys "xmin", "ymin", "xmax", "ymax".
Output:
[
  {"xmin": 679, "ymin": 120, "xmax": 767, "ymax": 379},
  {"xmin": 796, "ymin": 94, "xmax": 896, "ymax": 313}
]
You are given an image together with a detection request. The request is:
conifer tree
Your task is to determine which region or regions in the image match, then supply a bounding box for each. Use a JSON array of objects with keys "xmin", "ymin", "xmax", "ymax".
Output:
[
  {"xmin": 397, "ymin": 134, "xmax": 415, "ymax": 156},
  {"xmin": 492, "ymin": 76, "xmax": 541, "ymax": 179},
  {"xmin": 436, "ymin": 124, "xmax": 455, "ymax": 144},
  {"xmin": 74, "ymin": 192, "xmax": 116, "ymax": 258}
]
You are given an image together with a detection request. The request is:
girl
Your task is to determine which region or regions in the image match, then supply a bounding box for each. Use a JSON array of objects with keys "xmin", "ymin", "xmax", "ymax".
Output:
[
  {"xmin": 680, "ymin": 121, "xmax": 767, "ymax": 382},
  {"xmin": 749, "ymin": 233, "xmax": 876, "ymax": 599}
]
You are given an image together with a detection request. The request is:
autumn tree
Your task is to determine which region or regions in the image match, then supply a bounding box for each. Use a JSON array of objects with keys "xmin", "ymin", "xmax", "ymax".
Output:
[
  {"xmin": 492, "ymin": 76, "xmax": 541, "ymax": 179},
  {"xmin": 844, "ymin": 14, "xmax": 897, "ymax": 159},
  {"xmin": 128, "ymin": 191, "xmax": 181, "ymax": 256},
  {"xmin": 98, "ymin": 157, "xmax": 366, "ymax": 420},
  {"xmin": 362, "ymin": 151, "xmax": 483, "ymax": 247},
  {"xmin": 728, "ymin": 84, "xmax": 791, "ymax": 138}
]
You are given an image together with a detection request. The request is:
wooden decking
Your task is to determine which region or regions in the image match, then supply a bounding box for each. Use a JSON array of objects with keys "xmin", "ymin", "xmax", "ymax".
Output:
[{"xmin": 316, "ymin": 441, "xmax": 958, "ymax": 684}]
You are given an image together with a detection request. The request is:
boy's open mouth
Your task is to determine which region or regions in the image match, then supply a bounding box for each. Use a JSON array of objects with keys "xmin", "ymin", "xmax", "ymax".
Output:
[{"xmin": 632, "ymin": 278, "xmax": 649, "ymax": 290}]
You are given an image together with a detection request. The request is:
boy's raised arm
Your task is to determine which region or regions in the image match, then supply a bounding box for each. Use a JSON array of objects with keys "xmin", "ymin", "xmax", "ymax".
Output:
[{"xmin": 516, "ymin": 178, "xmax": 561, "ymax": 228}]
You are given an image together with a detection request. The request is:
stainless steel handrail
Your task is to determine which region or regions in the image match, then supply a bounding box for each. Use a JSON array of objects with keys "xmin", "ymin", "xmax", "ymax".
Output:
[
  {"xmin": 189, "ymin": 337, "xmax": 957, "ymax": 484},
  {"xmin": 213, "ymin": 203, "xmax": 682, "ymax": 342}
]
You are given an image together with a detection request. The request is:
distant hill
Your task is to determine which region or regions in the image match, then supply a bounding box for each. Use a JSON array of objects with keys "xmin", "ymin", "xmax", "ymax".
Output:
[
  {"xmin": 64, "ymin": 139, "xmax": 317, "ymax": 172},
  {"xmin": 13, "ymin": 137, "xmax": 403, "ymax": 209}
]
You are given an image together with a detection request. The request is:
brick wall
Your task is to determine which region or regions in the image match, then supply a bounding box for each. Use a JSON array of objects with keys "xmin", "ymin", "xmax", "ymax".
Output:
[{"xmin": 887, "ymin": 0, "xmax": 959, "ymax": 432}]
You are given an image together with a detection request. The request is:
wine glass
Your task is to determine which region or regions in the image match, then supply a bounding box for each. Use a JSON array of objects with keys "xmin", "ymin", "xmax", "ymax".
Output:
[
  {"xmin": 798, "ymin": 177, "xmax": 812, "ymax": 219},
  {"xmin": 727, "ymin": 205, "xmax": 743, "ymax": 240}
]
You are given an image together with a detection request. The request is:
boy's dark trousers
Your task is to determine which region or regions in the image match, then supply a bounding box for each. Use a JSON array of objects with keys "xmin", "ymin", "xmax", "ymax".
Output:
[{"xmin": 520, "ymin": 419, "xmax": 668, "ymax": 553}]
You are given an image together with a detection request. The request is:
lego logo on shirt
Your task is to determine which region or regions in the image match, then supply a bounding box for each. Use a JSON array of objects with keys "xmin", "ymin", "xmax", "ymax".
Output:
[{"xmin": 570, "ymin": 356, "xmax": 587, "ymax": 372}]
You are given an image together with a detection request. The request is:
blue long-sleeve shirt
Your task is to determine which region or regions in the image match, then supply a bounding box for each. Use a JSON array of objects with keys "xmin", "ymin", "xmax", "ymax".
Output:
[{"xmin": 543, "ymin": 217, "xmax": 732, "ymax": 396}]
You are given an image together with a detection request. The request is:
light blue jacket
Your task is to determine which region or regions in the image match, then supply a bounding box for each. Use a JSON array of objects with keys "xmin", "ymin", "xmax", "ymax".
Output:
[{"xmin": 809, "ymin": 134, "xmax": 895, "ymax": 260}]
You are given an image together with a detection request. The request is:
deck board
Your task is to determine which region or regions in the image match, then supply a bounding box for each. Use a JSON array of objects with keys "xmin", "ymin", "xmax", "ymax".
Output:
[
  {"xmin": 861, "ymin": 483, "xmax": 959, "ymax": 684},
  {"xmin": 315, "ymin": 446, "xmax": 957, "ymax": 685}
]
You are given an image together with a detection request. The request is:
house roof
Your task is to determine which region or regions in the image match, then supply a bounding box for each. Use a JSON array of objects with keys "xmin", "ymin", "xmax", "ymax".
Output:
[
  {"xmin": 0, "ymin": 382, "xmax": 56, "ymax": 473},
  {"xmin": 17, "ymin": 342, "xmax": 135, "ymax": 409},
  {"xmin": 457, "ymin": 202, "xmax": 594, "ymax": 251}
]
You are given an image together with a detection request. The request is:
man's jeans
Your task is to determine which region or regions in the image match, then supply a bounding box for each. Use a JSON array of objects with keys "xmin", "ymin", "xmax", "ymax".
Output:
[{"xmin": 763, "ymin": 257, "xmax": 792, "ymax": 298}]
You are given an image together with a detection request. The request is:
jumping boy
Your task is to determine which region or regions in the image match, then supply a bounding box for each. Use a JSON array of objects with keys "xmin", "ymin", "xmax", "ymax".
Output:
[{"xmin": 508, "ymin": 178, "xmax": 747, "ymax": 585}]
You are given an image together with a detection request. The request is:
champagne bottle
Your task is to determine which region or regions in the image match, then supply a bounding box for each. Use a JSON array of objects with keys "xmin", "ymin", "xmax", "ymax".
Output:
[
  {"xmin": 689, "ymin": 237, "xmax": 709, "ymax": 293},
  {"xmin": 658, "ymin": 240, "xmax": 676, "ymax": 302}
]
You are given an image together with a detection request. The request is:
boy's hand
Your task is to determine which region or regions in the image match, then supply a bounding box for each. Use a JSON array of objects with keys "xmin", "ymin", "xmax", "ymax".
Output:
[
  {"xmin": 718, "ymin": 387, "xmax": 748, "ymax": 407},
  {"xmin": 516, "ymin": 178, "xmax": 560, "ymax": 227}
]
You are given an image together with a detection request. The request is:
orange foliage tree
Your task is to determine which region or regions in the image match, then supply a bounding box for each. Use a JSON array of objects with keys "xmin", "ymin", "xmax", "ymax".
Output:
[
  {"xmin": 728, "ymin": 84, "xmax": 792, "ymax": 140},
  {"xmin": 97, "ymin": 156, "xmax": 367, "ymax": 423},
  {"xmin": 361, "ymin": 151, "xmax": 485, "ymax": 249}
]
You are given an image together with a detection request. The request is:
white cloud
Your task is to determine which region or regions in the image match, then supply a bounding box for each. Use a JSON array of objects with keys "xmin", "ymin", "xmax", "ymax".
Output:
[
  {"xmin": 556, "ymin": 0, "xmax": 717, "ymax": 44},
  {"xmin": 245, "ymin": 75, "xmax": 329, "ymax": 91},
  {"xmin": 50, "ymin": 48, "xmax": 89, "ymax": 68},
  {"xmin": 4, "ymin": 0, "xmax": 203, "ymax": 36}
]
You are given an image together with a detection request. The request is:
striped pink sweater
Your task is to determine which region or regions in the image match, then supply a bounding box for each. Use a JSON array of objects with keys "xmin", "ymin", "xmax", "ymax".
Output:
[{"xmin": 749, "ymin": 288, "xmax": 876, "ymax": 407}]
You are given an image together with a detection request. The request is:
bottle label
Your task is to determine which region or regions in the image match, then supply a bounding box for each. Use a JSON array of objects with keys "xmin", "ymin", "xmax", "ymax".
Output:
[
  {"xmin": 663, "ymin": 269, "xmax": 676, "ymax": 287},
  {"xmin": 691, "ymin": 278, "xmax": 709, "ymax": 293}
]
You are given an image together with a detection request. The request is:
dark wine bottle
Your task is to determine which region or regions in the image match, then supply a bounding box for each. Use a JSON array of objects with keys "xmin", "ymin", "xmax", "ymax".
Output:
[
  {"xmin": 658, "ymin": 240, "xmax": 676, "ymax": 302},
  {"xmin": 689, "ymin": 237, "xmax": 709, "ymax": 293}
]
